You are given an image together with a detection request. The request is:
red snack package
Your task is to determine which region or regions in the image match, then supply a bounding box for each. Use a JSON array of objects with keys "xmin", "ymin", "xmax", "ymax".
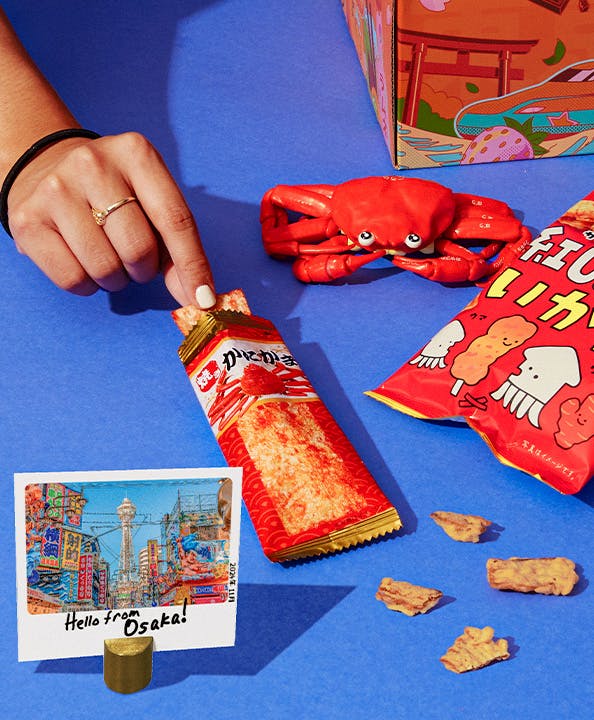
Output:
[
  {"xmin": 368, "ymin": 192, "xmax": 594, "ymax": 494},
  {"xmin": 177, "ymin": 309, "xmax": 401, "ymax": 561}
]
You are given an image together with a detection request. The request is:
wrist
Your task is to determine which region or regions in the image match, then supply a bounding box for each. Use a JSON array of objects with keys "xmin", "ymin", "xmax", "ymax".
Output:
[{"xmin": 0, "ymin": 128, "xmax": 101, "ymax": 237}]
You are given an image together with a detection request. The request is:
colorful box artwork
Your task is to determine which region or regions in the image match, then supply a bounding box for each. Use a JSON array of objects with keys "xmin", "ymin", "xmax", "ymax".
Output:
[{"xmin": 342, "ymin": 0, "xmax": 594, "ymax": 168}]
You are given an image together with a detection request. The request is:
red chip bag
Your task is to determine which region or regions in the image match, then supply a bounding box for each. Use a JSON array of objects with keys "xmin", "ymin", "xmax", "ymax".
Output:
[{"xmin": 369, "ymin": 192, "xmax": 594, "ymax": 494}]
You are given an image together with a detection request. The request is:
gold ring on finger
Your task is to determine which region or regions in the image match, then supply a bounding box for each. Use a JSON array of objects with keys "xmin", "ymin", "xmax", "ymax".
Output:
[{"xmin": 91, "ymin": 196, "xmax": 137, "ymax": 226}]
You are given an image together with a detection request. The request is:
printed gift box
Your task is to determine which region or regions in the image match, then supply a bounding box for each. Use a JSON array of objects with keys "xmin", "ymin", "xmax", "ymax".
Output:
[{"xmin": 342, "ymin": 0, "xmax": 594, "ymax": 169}]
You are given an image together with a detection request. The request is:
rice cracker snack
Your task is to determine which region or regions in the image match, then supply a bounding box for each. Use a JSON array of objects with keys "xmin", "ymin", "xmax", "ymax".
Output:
[
  {"xmin": 440, "ymin": 626, "xmax": 510, "ymax": 674},
  {"xmin": 368, "ymin": 192, "xmax": 594, "ymax": 494},
  {"xmin": 375, "ymin": 578, "xmax": 443, "ymax": 616},
  {"xmin": 175, "ymin": 296, "xmax": 401, "ymax": 561},
  {"xmin": 486, "ymin": 557, "xmax": 578, "ymax": 596},
  {"xmin": 430, "ymin": 510, "xmax": 492, "ymax": 543},
  {"xmin": 172, "ymin": 288, "xmax": 251, "ymax": 335}
]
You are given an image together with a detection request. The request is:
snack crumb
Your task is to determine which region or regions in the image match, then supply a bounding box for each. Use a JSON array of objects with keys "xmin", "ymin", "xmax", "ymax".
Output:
[
  {"xmin": 440, "ymin": 626, "xmax": 510, "ymax": 674},
  {"xmin": 375, "ymin": 578, "xmax": 443, "ymax": 616},
  {"xmin": 486, "ymin": 557, "xmax": 579, "ymax": 595},
  {"xmin": 430, "ymin": 510, "xmax": 492, "ymax": 543}
]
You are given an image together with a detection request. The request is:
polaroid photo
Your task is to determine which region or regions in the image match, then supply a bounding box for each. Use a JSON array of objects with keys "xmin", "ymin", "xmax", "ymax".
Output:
[{"xmin": 15, "ymin": 467, "xmax": 241, "ymax": 662}]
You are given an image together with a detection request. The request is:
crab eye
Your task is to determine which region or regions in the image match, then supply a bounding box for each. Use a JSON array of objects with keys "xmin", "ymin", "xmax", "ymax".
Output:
[
  {"xmin": 357, "ymin": 230, "xmax": 375, "ymax": 247},
  {"xmin": 404, "ymin": 232, "xmax": 423, "ymax": 249}
]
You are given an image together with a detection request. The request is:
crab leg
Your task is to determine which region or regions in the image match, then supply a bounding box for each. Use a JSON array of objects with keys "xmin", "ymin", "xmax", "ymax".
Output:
[
  {"xmin": 261, "ymin": 185, "xmax": 344, "ymax": 257},
  {"xmin": 390, "ymin": 227, "xmax": 532, "ymax": 284},
  {"xmin": 436, "ymin": 238, "xmax": 503, "ymax": 262},
  {"xmin": 453, "ymin": 193, "xmax": 514, "ymax": 215},
  {"xmin": 483, "ymin": 225, "xmax": 532, "ymax": 279},
  {"xmin": 391, "ymin": 238, "xmax": 502, "ymax": 283},
  {"xmin": 261, "ymin": 185, "xmax": 334, "ymax": 225},
  {"xmin": 450, "ymin": 193, "xmax": 523, "ymax": 242},
  {"xmin": 293, "ymin": 250, "xmax": 386, "ymax": 282},
  {"xmin": 282, "ymin": 183, "xmax": 335, "ymax": 198},
  {"xmin": 262, "ymin": 220, "xmax": 348, "ymax": 257},
  {"xmin": 390, "ymin": 254, "xmax": 489, "ymax": 283},
  {"xmin": 445, "ymin": 216, "xmax": 524, "ymax": 243}
]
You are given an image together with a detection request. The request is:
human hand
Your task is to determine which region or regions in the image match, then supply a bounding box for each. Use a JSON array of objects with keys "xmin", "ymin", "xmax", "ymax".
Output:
[{"xmin": 5, "ymin": 131, "xmax": 216, "ymax": 307}]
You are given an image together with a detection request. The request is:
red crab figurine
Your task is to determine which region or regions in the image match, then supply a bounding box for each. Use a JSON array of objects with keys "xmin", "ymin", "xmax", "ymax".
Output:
[{"xmin": 260, "ymin": 176, "xmax": 531, "ymax": 283}]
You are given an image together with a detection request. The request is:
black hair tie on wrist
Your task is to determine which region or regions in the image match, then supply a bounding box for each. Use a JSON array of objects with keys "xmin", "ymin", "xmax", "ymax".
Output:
[{"xmin": 0, "ymin": 128, "xmax": 101, "ymax": 238}]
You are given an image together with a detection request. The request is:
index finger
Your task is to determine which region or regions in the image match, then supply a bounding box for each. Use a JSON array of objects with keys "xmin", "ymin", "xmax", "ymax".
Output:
[{"xmin": 118, "ymin": 133, "xmax": 216, "ymax": 307}]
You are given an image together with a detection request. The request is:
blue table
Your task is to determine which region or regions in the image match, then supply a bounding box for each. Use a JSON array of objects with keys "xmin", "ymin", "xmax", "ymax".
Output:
[{"xmin": 2, "ymin": 1, "xmax": 592, "ymax": 717}]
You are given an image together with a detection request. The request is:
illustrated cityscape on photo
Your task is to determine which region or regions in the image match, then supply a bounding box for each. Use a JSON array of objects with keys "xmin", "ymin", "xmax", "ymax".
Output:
[{"xmin": 24, "ymin": 477, "xmax": 232, "ymax": 613}]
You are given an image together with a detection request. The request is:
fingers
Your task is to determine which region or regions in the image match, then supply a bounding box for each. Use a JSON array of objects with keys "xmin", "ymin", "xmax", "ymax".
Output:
[
  {"xmin": 13, "ymin": 221, "xmax": 99, "ymax": 296},
  {"xmin": 51, "ymin": 195, "xmax": 129, "ymax": 293},
  {"xmin": 7, "ymin": 132, "xmax": 215, "ymax": 305},
  {"xmin": 85, "ymin": 201, "xmax": 159, "ymax": 287},
  {"xmin": 115, "ymin": 133, "xmax": 215, "ymax": 307},
  {"xmin": 101, "ymin": 200, "xmax": 160, "ymax": 284},
  {"xmin": 66, "ymin": 140, "xmax": 160, "ymax": 288},
  {"xmin": 159, "ymin": 243, "xmax": 204, "ymax": 307}
]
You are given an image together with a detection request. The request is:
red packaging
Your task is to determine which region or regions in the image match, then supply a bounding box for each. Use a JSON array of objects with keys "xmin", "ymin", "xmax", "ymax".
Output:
[
  {"xmin": 178, "ymin": 310, "xmax": 401, "ymax": 561},
  {"xmin": 369, "ymin": 192, "xmax": 594, "ymax": 494}
]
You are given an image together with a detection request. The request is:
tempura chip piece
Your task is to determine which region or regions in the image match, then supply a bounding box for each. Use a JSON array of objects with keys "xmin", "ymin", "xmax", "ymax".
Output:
[
  {"xmin": 430, "ymin": 510, "xmax": 492, "ymax": 543},
  {"xmin": 559, "ymin": 198, "xmax": 594, "ymax": 231},
  {"xmin": 440, "ymin": 626, "xmax": 510, "ymax": 674},
  {"xmin": 486, "ymin": 557, "xmax": 578, "ymax": 595},
  {"xmin": 375, "ymin": 578, "xmax": 443, "ymax": 616},
  {"xmin": 172, "ymin": 289, "xmax": 251, "ymax": 335}
]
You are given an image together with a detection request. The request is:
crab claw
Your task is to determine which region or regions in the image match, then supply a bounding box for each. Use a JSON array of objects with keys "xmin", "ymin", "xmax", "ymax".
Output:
[
  {"xmin": 391, "ymin": 226, "xmax": 532, "ymax": 284},
  {"xmin": 390, "ymin": 254, "xmax": 491, "ymax": 283},
  {"xmin": 485, "ymin": 226, "xmax": 533, "ymax": 278},
  {"xmin": 293, "ymin": 251, "xmax": 385, "ymax": 282}
]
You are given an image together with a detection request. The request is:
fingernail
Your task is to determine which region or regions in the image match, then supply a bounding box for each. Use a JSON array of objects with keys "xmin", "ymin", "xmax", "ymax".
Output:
[{"xmin": 195, "ymin": 284, "xmax": 216, "ymax": 309}]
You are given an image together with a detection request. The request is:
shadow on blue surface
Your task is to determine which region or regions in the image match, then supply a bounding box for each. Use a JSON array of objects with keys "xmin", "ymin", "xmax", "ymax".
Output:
[
  {"xmin": 429, "ymin": 594, "xmax": 456, "ymax": 614},
  {"xmin": 573, "ymin": 564, "xmax": 589, "ymax": 595},
  {"xmin": 109, "ymin": 277, "xmax": 178, "ymax": 314},
  {"xmin": 34, "ymin": 583, "xmax": 355, "ymax": 683},
  {"xmin": 108, "ymin": 191, "xmax": 269, "ymax": 316},
  {"xmin": 479, "ymin": 522, "xmax": 505, "ymax": 543},
  {"xmin": 503, "ymin": 636, "xmax": 520, "ymax": 662},
  {"xmin": 4, "ymin": 1, "xmax": 224, "ymax": 143},
  {"xmin": 576, "ymin": 479, "xmax": 594, "ymax": 509}
]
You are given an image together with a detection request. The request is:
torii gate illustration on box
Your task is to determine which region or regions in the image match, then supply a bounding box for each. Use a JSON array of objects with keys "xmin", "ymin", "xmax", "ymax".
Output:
[{"xmin": 397, "ymin": 29, "xmax": 539, "ymax": 127}]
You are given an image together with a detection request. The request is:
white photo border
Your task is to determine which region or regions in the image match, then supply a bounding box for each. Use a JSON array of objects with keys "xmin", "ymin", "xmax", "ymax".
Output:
[{"xmin": 15, "ymin": 467, "xmax": 242, "ymax": 662}]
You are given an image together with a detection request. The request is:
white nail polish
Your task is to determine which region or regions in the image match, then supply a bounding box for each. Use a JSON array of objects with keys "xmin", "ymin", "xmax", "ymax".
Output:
[{"xmin": 195, "ymin": 284, "xmax": 216, "ymax": 309}]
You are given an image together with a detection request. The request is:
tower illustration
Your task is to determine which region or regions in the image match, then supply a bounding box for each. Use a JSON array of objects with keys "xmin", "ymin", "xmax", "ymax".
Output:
[{"xmin": 116, "ymin": 497, "xmax": 137, "ymax": 583}]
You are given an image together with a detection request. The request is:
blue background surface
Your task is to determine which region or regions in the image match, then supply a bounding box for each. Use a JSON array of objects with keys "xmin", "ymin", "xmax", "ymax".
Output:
[{"xmin": 1, "ymin": 1, "xmax": 592, "ymax": 717}]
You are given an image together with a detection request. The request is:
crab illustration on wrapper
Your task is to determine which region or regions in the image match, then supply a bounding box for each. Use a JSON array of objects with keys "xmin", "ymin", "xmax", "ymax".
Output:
[
  {"xmin": 491, "ymin": 346, "xmax": 581, "ymax": 428},
  {"xmin": 260, "ymin": 176, "xmax": 531, "ymax": 284}
]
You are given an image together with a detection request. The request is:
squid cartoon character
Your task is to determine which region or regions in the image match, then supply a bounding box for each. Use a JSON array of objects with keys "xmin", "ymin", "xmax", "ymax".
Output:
[
  {"xmin": 490, "ymin": 346, "xmax": 581, "ymax": 428},
  {"xmin": 410, "ymin": 320, "xmax": 465, "ymax": 369}
]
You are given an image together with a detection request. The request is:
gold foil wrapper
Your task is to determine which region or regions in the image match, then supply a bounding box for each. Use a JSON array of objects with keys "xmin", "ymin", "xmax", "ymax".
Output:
[
  {"xmin": 178, "ymin": 310, "xmax": 272, "ymax": 366},
  {"xmin": 269, "ymin": 508, "xmax": 402, "ymax": 562}
]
